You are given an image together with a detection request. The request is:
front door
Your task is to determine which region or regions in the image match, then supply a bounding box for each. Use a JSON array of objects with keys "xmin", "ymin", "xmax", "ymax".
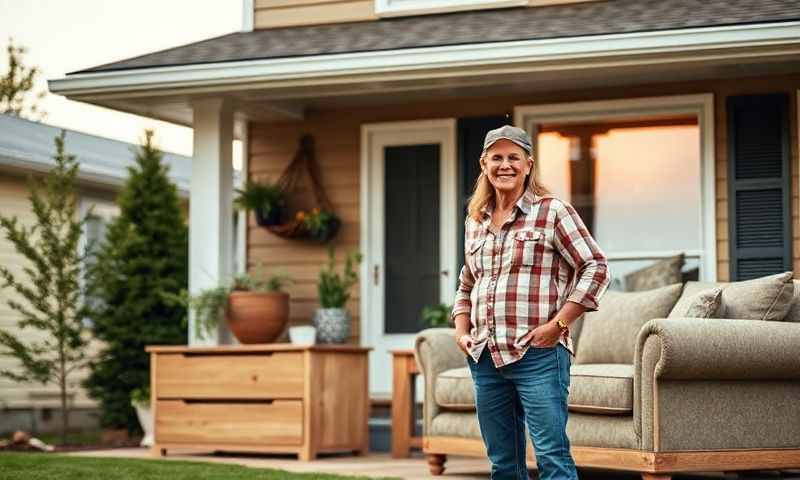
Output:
[{"xmin": 361, "ymin": 119, "xmax": 457, "ymax": 396}]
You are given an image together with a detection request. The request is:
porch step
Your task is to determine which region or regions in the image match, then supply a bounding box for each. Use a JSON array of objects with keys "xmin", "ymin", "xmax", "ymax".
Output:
[{"xmin": 368, "ymin": 397, "xmax": 423, "ymax": 452}]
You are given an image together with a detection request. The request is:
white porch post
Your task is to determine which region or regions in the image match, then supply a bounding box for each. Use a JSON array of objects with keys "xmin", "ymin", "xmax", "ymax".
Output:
[{"xmin": 189, "ymin": 98, "xmax": 235, "ymax": 345}]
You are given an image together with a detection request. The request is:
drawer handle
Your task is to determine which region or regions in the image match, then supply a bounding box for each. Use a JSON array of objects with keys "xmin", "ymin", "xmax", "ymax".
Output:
[{"xmin": 182, "ymin": 399, "xmax": 276, "ymax": 405}]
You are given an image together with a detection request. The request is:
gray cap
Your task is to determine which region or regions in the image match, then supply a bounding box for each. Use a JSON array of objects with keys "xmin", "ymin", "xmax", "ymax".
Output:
[{"xmin": 482, "ymin": 125, "xmax": 533, "ymax": 155}]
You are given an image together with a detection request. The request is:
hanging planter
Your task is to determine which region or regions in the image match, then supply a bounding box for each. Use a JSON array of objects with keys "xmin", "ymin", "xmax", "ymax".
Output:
[
  {"xmin": 258, "ymin": 135, "xmax": 342, "ymax": 243},
  {"xmin": 234, "ymin": 181, "xmax": 286, "ymax": 227}
]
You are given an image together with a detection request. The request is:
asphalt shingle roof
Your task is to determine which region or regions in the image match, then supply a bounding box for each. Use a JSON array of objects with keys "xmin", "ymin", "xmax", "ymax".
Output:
[{"xmin": 70, "ymin": 0, "xmax": 800, "ymax": 75}]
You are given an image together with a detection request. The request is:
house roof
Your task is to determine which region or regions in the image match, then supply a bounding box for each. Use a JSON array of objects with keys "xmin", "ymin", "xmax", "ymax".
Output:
[
  {"xmin": 70, "ymin": 0, "xmax": 800, "ymax": 75},
  {"xmin": 0, "ymin": 114, "xmax": 193, "ymax": 195}
]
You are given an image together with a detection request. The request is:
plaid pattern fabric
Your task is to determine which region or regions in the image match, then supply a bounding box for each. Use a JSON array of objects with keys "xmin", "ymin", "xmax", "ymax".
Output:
[{"xmin": 451, "ymin": 188, "xmax": 611, "ymax": 367}]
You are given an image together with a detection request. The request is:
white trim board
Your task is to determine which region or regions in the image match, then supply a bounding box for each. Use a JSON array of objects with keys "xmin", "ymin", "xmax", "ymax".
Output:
[
  {"xmin": 360, "ymin": 118, "xmax": 457, "ymax": 395},
  {"xmin": 49, "ymin": 22, "xmax": 800, "ymax": 99},
  {"xmin": 375, "ymin": 0, "xmax": 526, "ymax": 17},
  {"xmin": 514, "ymin": 93, "xmax": 717, "ymax": 281}
]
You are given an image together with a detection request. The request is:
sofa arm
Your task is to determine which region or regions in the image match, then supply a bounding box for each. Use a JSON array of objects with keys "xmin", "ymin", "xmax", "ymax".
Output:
[
  {"xmin": 635, "ymin": 317, "xmax": 800, "ymax": 381},
  {"xmin": 414, "ymin": 328, "xmax": 468, "ymax": 436},
  {"xmin": 634, "ymin": 318, "xmax": 800, "ymax": 452}
]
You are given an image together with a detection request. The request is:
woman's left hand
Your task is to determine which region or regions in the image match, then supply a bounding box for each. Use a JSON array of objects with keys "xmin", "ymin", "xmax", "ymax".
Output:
[{"xmin": 530, "ymin": 320, "xmax": 562, "ymax": 348}]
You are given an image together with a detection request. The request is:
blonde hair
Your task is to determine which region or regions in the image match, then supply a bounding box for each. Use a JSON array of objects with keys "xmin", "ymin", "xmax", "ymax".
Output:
[{"xmin": 466, "ymin": 150, "xmax": 551, "ymax": 222}]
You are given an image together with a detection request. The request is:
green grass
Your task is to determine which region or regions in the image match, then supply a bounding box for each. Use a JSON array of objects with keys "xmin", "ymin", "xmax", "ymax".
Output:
[
  {"xmin": 33, "ymin": 430, "xmax": 105, "ymax": 447},
  {"xmin": 0, "ymin": 453, "xmax": 399, "ymax": 480}
]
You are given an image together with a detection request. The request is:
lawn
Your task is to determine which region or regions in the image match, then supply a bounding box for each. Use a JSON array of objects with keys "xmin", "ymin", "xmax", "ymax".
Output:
[{"xmin": 0, "ymin": 453, "xmax": 398, "ymax": 480}]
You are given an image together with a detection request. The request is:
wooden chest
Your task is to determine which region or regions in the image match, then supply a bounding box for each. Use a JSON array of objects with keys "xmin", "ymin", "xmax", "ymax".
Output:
[{"xmin": 146, "ymin": 344, "xmax": 370, "ymax": 460}]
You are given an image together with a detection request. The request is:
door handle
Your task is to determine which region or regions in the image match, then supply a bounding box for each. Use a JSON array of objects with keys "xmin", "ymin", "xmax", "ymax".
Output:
[
  {"xmin": 374, "ymin": 264, "xmax": 380, "ymax": 286},
  {"xmin": 441, "ymin": 270, "xmax": 449, "ymax": 277}
]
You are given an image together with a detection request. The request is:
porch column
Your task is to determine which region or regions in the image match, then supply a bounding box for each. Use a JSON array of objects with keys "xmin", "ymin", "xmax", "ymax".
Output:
[{"xmin": 189, "ymin": 98, "xmax": 235, "ymax": 345}]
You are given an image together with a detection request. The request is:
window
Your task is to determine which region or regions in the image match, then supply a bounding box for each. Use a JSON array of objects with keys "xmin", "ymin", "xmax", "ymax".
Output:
[
  {"xmin": 375, "ymin": 0, "xmax": 527, "ymax": 17},
  {"xmin": 79, "ymin": 197, "xmax": 120, "ymax": 325},
  {"xmin": 537, "ymin": 120, "xmax": 703, "ymax": 291}
]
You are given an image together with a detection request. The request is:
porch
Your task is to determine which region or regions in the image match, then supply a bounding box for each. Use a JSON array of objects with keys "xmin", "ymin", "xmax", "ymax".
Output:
[{"xmin": 63, "ymin": 448, "xmax": 787, "ymax": 479}]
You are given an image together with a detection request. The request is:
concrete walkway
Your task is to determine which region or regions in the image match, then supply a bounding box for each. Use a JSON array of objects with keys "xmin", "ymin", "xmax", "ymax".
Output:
[{"xmin": 65, "ymin": 448, "xmax": 798, "ymax": 479}]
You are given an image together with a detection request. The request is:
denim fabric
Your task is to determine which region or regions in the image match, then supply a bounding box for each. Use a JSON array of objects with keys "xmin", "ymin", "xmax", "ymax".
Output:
[{"xmin": 467, "ymin": 343, "xmax": 577, "ymax": 480}]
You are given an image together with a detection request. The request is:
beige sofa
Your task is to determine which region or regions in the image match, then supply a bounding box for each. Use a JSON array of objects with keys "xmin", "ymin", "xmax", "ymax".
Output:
[{"xmin": 414, "ymin": 275, "xmax": 800, "ymax": 479}]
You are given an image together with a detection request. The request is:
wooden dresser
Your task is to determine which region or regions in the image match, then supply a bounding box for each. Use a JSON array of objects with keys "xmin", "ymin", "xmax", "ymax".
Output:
[{"xmin": 145, "ymin": 344, "xmax": 371, "ymax": 460}]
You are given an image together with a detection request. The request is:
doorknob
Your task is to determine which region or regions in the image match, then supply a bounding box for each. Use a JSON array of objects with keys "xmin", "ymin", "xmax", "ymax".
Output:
[
  {"xmin": 374, "ymin": 264, "xmax": 380, "ymax": 286},
  {"xmin": 441, "ymin": 270, "xmax": 449, "ymax": 277}
]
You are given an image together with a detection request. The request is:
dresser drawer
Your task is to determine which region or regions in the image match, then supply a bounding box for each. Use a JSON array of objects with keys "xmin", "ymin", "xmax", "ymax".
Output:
[
  {"xmin": 156, "ymin": 400, "xmax": 303, "ymax": 445},
  {"xmin": 156, "ymin": 352, "xmax": 304, "ymax": 399}
]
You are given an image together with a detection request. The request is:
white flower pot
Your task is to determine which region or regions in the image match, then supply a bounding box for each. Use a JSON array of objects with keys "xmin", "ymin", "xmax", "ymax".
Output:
[
  {"xmin": 289, "ymin": 325, "xmax": 317, "ymax": 345},
  {"xmin": 132, "ymin": 402, "xmax": 154, "ymax": 447}
]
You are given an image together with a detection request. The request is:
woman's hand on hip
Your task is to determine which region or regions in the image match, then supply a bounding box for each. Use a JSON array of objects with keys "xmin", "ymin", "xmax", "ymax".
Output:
[
  {"xmin": 530, "ymin": 321, "xmax": 562, "ymax": 348},
  {"xmin": 455, "ymin": 333, "xmax": 474, "ymax": 356}
]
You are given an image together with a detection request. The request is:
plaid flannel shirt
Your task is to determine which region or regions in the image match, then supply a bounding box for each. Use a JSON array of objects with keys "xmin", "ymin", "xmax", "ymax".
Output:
[{"xmin": 451, "ymin": 188, "xmax": 611, "ymax": 367}]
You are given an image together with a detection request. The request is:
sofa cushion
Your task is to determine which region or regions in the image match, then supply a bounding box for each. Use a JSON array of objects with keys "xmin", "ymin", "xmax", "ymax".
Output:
[
  {"xmin": 434, "ymin": 367, "xmax": 474, "ymax": 410},
  {"xmin": 568, "ymin": 364, "xmax": 633, "ymax": 415},
  {"xmin": 683, "ymin": 287, "xmax": 723, "ymax": 318},
  {"xmin": 668, "ymin": 281, "xmax": 721, "ymax": 318},
  {"xmin": 624, "ymin": 254, "xmax": 684, "ymax": 291},
  {"xmin": 783, "ymin": 280, "xmax": 800, "ymax": 323},
  {"xmin": 435, "ymin": 364, "xmax": 635, "ymax": 417},
  {"xmin": 719, "ymin": 271, "xmax": 794, "ymax": 321},
  {"xmin": 575, "ymin": 284, "xmax": 683, "ymax": 364}
]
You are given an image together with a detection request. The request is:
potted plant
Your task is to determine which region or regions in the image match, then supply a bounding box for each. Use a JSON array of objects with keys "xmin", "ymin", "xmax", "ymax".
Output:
[
  {"xmin": 130, "ymin": 386, "xmax": 153, "ymax": 447},
  {"xmin": 183, "ymin": 265, "xmax": 292, "ymax": 344},
  {"xmin": 314, "ymin": 246, "xmax": 362, "ymax": 343},
  {"xmin": 422, "ymin": 303, "xmax": 454, "ymax": 328},
  {"xmin": 302, "ymin": 207, "xmax": 341, "ymax": 242},
  {"xmin": 234, "ymin": 181, "xmax": 287, "ymax": 227}
]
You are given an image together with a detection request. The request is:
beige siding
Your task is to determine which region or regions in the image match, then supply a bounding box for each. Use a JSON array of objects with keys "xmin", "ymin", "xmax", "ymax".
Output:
[
  {"xmin": 255, "ymin": 0, "xmax": 376, "ymax": 29},
  {"xmin": 254, "ymin": 0, "xmax": 602, "ymax": 29},
  {"xmin": 248, "ymin": 74, "xmax": 800, "ymax": 341},
  {"xmin": 0, "ymin": 172, "xmax": 97, "ymax": 408}
]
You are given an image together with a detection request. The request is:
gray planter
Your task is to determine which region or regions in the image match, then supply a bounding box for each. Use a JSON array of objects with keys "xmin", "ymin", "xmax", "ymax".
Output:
[{"xmin": 313, "ymin": 308, "xmax": 350, "ymax": 343}]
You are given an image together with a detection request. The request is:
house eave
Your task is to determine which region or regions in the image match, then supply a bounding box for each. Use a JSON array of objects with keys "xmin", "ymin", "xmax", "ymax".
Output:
[{"xmin": 48, "ymin": 21, "xmax": 800, "ymax": 102}]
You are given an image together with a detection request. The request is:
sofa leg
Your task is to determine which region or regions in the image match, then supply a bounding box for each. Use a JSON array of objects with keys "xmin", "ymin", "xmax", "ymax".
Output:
[
  {"xmin": 427, "ymin": 454, "xmax": 446, "ymax": 475},
  {"xmin": 641, "ymin": 474, "xmax": 671, "ymax": 480}
]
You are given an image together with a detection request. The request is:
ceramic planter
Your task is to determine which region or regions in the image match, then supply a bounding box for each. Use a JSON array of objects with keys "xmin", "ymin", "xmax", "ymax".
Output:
[
  {"xmin": 313, "ymin": 307, "xmax": 350, "ymax": 343},
  {"xmin": 289, "ymin": 325, "xmax": 317, "ymax": 345},
  {"xmin": 227, "ymin": 291, "xmax": 289, "ymax": 343},
  {"xmin": 132, "ymin": 402, "xmax": 154, "ymax": 447}
]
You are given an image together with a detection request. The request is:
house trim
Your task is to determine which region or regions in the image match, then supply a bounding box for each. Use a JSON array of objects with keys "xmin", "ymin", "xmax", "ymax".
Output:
[
  {"xmin": 49, "ymin": 21, "xmax": 800, "ymax": 99},
  {"xmin": 374, "ymin": 0, "xmax": 527, "ymax": 17},
  {"xmin": 242, "ymin": 0, "xmax": 255, "ymax": 32},
  {"xmin": 360, "ymin": 118, "xmax": 457, "ymax": 393},
  {"xmin": 514, "ymin": 93, "xmax": 717, "ymax": 281}
]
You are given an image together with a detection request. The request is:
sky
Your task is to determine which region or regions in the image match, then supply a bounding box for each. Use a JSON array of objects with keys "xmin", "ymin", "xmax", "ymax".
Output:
[{"xmin": 0, "ymin": 0, "xmax": 244, "ymax": 159}]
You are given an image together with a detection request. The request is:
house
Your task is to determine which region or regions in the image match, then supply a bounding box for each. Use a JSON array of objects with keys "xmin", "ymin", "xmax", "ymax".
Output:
[
  {"xmin": 0, "ymin": 114, "xmax": 204, "ymax": 433},
  {"xmin": 48, "ymin": 0, "xmax": 800, "ymax": 401}
]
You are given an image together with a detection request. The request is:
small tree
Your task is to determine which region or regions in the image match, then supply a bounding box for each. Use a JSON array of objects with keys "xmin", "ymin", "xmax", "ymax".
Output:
[
  {"xmin": 84, "ymin": 130, "xmax": 188, "ymax": 433},
  {"xmin": 0, "ymin": 131, "xmax": 92, "ymax": 445},
  {"xmin": 0, "ymin": 37, "xmax": 46, "ymax": 120}
]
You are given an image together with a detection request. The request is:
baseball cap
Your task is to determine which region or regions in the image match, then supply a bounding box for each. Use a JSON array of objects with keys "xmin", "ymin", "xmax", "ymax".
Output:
[{"xmin": 482, "ymin": 125, "xmax": 533, "ymax": 155}]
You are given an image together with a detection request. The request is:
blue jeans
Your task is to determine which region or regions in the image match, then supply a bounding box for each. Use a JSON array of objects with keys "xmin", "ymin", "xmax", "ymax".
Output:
[{"xmin": 467, "ymin": 344, "xmax": 577, "ymax": 480}]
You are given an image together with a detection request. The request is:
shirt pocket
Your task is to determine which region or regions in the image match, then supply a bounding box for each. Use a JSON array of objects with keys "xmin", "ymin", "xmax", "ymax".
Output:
[
  {"xmin": 466, "ymin": 236, "xmax": 487, "ymax": 273},
  {"xmin": 512, "ymin": 229, "xmax": 544, "ymax": 266}
]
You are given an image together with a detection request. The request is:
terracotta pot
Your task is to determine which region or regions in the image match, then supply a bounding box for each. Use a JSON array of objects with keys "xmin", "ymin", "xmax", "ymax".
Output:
[{"xmin": 226, "ymin": 291, "xmax": 289, "ymax": 344}]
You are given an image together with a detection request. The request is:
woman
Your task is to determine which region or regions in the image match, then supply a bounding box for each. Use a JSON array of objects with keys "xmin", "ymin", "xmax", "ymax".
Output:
[{"xmin": 451, "ymin": 125, "xmax": 610, "ymax": 480}]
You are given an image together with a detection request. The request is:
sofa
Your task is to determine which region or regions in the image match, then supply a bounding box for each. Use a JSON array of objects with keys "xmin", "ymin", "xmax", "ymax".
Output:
[{"xmin": 414, "ymin": 272, "xmax": 800, "ymax": 479}]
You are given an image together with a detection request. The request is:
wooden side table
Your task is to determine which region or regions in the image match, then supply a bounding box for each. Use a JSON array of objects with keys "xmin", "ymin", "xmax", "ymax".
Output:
[
  {"xmin": 146, "ymin": 343, "xmax": 371, "ymax": 460},
  {"xmin": 391, "ymin": 349, "xmax": 422, "ymax": 458}
]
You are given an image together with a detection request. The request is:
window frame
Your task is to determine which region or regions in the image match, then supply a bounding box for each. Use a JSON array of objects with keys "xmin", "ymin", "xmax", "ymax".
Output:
[{"xmin": 374, "ymin": 0, "xmax": 527, "ymax": 17}]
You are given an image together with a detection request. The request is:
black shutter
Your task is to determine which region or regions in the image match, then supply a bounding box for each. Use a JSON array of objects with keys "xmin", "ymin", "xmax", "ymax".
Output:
[{"xmin": 727, "ymin": 93, "xmax": 792, "ymax": 280}]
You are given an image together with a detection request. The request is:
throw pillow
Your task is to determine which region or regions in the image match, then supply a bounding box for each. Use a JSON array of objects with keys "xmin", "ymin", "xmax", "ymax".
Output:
[
  {"xmin": 719, "ymin": 271, "xmax": 794, "ymax": 321},
  {"xmin": 575, "ymin": 283, "xmax": 683, "ymax": 365},
  {"xmin": 683, "ymin": 287, "xmax": 723, "ymax": 318},
  {"xmin": 624, "ymin": 254, "xmax": 685, "ymax": 292}
]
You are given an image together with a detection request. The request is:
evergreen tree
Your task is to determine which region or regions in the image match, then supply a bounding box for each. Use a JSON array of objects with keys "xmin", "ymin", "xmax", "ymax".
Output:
[
  {"xmin": 1, "ymin": 37, "xmax": 46, "ymax": 120},
  {"xmin": 0, "ymin": 131, "xmax": 91, "ymax": 445},
  {"xmin": 84, "ymin": 130, "xmax": 188, "ymax": 432}
]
